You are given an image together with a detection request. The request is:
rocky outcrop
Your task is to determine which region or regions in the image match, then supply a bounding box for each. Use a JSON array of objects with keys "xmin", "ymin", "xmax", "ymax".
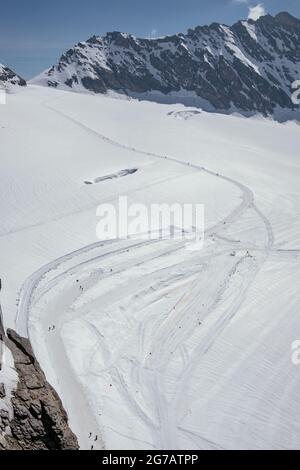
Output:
[
  {"xmin": 0, "ymin": 64, "xmax": 26, "ymax": 91},
  {"xmin": 31, "ymin": 11, "xmax": 300, "ymax": 118},
  {"xmin": 0, "ymin": 323, "xmax": 78, "ymax": 450}
]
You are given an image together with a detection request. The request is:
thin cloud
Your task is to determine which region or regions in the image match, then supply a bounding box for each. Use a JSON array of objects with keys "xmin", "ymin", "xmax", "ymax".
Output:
[
  {"xmin": 149, "ymin": 29, "xmax": 157, "ymax": 39},
  {"xmin": 248, "ymin": 3, "xmax": 266, "ymax": 21}
]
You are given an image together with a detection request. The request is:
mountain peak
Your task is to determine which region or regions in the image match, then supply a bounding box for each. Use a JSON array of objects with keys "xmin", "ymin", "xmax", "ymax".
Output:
[
  {"xmin": 0, "ymin": 64, "xmax": 26, "ymax": 91},
  {"xmin": 275, "ymin": 11, "xmax": 300, "ymax": 27},
  {"xmin": 31, "ymin": 12, "xmax": 300, "ymax": 118}
]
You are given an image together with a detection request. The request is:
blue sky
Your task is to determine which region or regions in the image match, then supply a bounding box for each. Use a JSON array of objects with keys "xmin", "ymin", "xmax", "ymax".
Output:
[{"xmin": 0, "ymin": 0, "xmax": 299, "ymax": 79}]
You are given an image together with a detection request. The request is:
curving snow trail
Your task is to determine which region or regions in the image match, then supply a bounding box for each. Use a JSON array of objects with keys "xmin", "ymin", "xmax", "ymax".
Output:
[{"xmin": 12, "ymin": 95, "xmax": 283, "ymax": 450}]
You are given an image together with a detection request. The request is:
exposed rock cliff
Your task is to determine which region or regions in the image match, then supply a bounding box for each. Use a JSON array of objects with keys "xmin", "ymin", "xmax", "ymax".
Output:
[{"xmin": 0, "ymin": 310, "xmax": 78, "ymax": 450}]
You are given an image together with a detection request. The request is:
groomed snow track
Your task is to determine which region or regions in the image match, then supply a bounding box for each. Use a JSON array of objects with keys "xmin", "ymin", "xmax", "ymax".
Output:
[{"xmin": 15, "ymin": 97, "xmax": 294, "ymax": 450}]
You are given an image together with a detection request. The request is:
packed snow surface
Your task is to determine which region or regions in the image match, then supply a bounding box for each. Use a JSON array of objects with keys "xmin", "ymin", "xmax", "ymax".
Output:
[{"xmin": 1, "ymin": 86, "xmax": 300, "ymax": 449}]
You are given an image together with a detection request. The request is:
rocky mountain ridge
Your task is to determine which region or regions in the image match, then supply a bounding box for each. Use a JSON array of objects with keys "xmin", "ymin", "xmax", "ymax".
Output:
[
  {"xmin": 31, "ymin": 11, "xmax": 300, "ymax": 118},
  {"xmin": 0, "ymin": 64, "xmax": 26, "ymax": 91}
]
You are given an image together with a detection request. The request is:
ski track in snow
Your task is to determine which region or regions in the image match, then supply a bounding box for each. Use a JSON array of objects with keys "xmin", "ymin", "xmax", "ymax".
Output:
[{"xmin": 15, "ymin": 95, "xmax": 297, "ymax": 450}]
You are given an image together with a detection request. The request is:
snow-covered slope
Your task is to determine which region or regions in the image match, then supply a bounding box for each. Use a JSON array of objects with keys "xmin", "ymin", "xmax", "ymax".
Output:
[
  {"xmin": 0, "ymin": 64, "xmax": 26, "ymax": 92},
  {"xmin": 1, "ymin": 85, "xmax": 300, "ymax": 449},
  {"xmin": 31, "ymin": 12, "xmax": 300, "ymax": 118}
]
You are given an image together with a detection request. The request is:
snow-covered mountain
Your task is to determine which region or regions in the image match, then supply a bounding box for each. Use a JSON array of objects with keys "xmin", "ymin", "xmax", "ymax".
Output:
[
  {"xmin": 0, "ymin": 64, "xmax": 26, "ymax": 91},
  {"xmin": 31, "ymin": 12, "xmax": 300, "ymax": 117}
]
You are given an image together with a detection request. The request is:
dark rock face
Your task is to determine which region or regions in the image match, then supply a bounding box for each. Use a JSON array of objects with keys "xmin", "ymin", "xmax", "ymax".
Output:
[
  {"xmin": 32, "ymin": 12, "xmax": 300, "ymax": 117},
  {"xmin": 0, "ymin": 327, "xmax": 78, "ymax": 450},
  {"xmin": 0, "ymin": 64, "xmax": 26, "ymax": 89}
]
